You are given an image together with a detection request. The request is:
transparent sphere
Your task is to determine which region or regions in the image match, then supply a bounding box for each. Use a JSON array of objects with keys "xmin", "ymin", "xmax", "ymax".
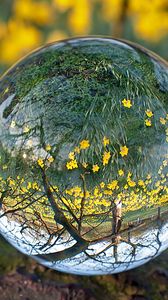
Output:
[{"xmin": 0, "ymin": 37, "xmax": 168, "ymax": 275}]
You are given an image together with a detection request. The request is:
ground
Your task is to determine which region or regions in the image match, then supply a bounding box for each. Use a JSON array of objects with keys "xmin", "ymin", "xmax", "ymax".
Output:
[{"xmin": 0, "ymin": 235, "xmax": 168, "ymax": 300}]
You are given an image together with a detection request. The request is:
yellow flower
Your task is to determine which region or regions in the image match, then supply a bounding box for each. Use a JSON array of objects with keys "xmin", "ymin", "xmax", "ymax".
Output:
[
  {"xmin": 104, "ymin": 190, "xmax": 113, "ymax": 195},
  {"xmin": 146, "ymin": 174, "xmax": 151, "ymax": 179},
  {"xmin": 103, "ymin": 136, "xmax": 110, "ymax": 146},
  {"xmin": 37, "ymin": 158, "xmax": 44, "ymax": 168},
  {"xmin": 118, "ymin": 169, "xmax": 124, "ymax": 176},
  {"xmin": 73, "ymin": 186, "xmax": 82, "ymax": 196},
  {"xmin": 100, "ymin": 182, "xmax": 105, "ymax": 188},
  {"xmin": 82, "ymin": 162, "xmax": 88, "ymax": 168},
  {"xmin": 80, "ymin": 139, "xmax": 90, "ymax": 149},
  {"xmin": 138, "ymin": 180, "xmax": 145, "ymax": 186},
  {"xmin": 102, "ymin": 151, "xmax": 111, "ymax": 166},
  {"xmin": 107, "ymin": 180, "xmax": 118, "ymax": 190},
  {"xmin": 68, "ymin": 152, "xmax": 75, "ymax": 160},
  {"xmin": 145, "ymin": 119, "xmax": 152, "ymax": 127},
  {"xmin": 120, "ymin": 145, "xmax": 129, "ymax": 157},
  {"xmin": 9, "ymin": 179, "xmax": 15, "ymax": 186},
  {"xmin": 21, "ymin": 187, "xmax": 27, "ymax": 193},
  {"xmin": 45, "ymin": 144, "xmax": 51, "ymax": 151},
  {"xmin": 23, "ymin": 125, "xmax": 30, "ymax": 133},
  {"xmin": 160, "ymin": 117, "xmax": 166, "ymax": 125},
  {"xmin": 49, "ymin": 186, "xmax": 54, "ymax": 192},
  {"xmin": 48, "ymin": 156, "xmax": 54, "ymax": 163},
  {"xmin": 92, "ymin": 164, "xmax": 100, "ymax": 172},
  {"xmin": 162, "ymin": 160, "xmax": 167, "ymax": 167},
  {"xmin": 128, "ymin": 180, "xmax": 136, "ymax": 187},
  {"xmin": 74, "ymin": 146, "xmax": 80, "ymax": 154},
  {"xmin": 32, "ymin": 182, "xmax": 39, "ymax": 190},
  {"xmin": 27, "ymin": 182, "xmax": 32, "ymax": 189},
  {"xmin": 122, "ymin": 98, "xmax": 132, "ymax": 108},
  {"xmin": 66, "ymin": 159, "xmax": 78, "ymax": 170},
  {"xmin": 127, "ymin": 172, "xmax": 132, "ymax": 178},
  {"xmin": 145, "ymin": 109, "xmax": 153, "ymax": 117}
]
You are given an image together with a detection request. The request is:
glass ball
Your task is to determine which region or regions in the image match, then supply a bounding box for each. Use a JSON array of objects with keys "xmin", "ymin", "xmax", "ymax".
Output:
[{"xmin": 0, "ymin": 37, "xmax": 168, "ymax": 275}]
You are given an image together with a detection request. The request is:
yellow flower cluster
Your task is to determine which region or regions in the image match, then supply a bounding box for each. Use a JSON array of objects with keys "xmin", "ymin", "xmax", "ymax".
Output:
[
  {"xmin": 62, "ymin": 161, "xmax": 168, "ymax": 216},
  {"xmin": 66, "ymin": 159, "xmax": 78, "ymax": 170},
  {"xmin": 1, "ymin": 151, "xmax": 168, "ymax": 222},
  {"xmin": 107, "ymin": 180, "xmax": 119, "ymax": 190},
  {"xmin": 102, "ymin": 151, "xmax": 111, "ymax": 166},
  {"xmin": 37, "ymin": 158, "xmax": 44, "ymax": 168}
]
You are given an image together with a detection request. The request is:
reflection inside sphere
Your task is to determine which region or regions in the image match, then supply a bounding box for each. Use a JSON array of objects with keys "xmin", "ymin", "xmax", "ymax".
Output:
[{"xmin": 0, "ymin": 37, "xmax": 168, "ymax": 275}]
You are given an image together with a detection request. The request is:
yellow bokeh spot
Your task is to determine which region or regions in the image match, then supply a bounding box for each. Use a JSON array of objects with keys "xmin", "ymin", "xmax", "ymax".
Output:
[
  {"xmin": 14, "ymin": 0, "xmax": 54, "ymax": 25},
  {"xmin": 0, "ymin": 19, "xmax": 42, "ymax": 64}
]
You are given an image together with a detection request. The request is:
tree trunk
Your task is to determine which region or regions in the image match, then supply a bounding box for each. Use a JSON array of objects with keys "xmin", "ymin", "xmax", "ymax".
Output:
[
  {"xmin": 112, "ymin": 200, "xmax": 122, "ymax": 241},
  {"xmin": 112, "ymin": 200, "xmax": 122, "ymax": 261}
]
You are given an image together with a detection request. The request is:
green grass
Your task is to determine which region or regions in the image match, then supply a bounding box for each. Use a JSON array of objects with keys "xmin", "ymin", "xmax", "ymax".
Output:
[{"xmin": 123, "ymin": 203, "xmax": 168, "ymax": 223}]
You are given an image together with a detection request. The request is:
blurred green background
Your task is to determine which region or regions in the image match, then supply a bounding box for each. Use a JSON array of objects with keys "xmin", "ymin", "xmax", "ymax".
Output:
[{"xmin": 0, "ymin": 0, "xmax": 168, "ymax": 75}]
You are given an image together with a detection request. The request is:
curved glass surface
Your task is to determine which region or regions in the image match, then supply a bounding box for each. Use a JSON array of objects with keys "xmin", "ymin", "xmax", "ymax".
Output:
[{"xmin": 0, "ymin": 37, "xmax": 168, "ymax": 275}]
